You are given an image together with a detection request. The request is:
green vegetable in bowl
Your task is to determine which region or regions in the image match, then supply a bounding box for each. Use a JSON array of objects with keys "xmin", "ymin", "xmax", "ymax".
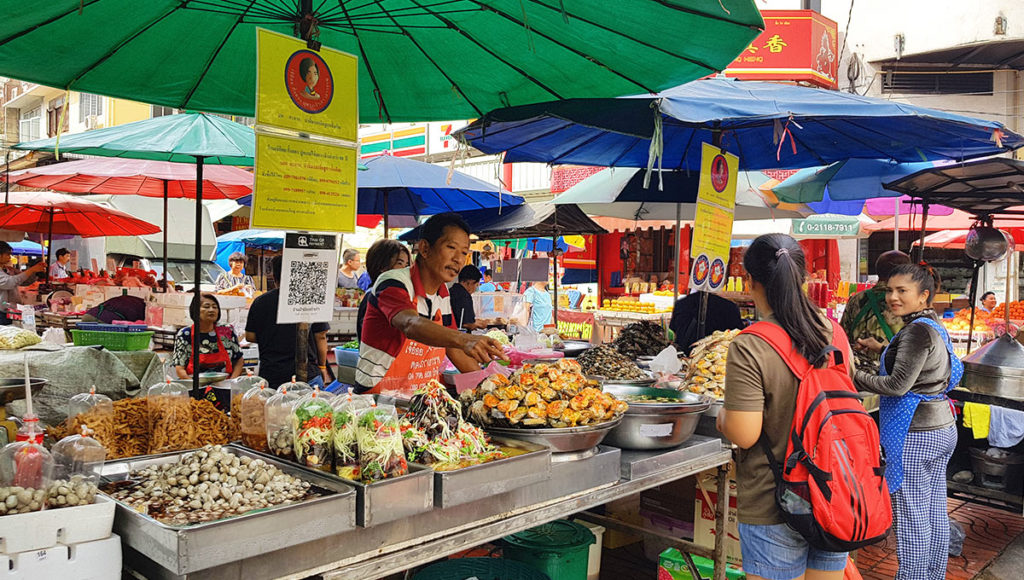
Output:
[{"xmin": 341, "ymin": 340, "xmax": 360, "ymax": 350}]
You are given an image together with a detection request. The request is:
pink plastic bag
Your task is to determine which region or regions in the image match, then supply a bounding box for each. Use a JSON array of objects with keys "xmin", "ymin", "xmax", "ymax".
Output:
[{"xmin": 453, "ymin": 361, "xmax": 511, "ymax": 394}]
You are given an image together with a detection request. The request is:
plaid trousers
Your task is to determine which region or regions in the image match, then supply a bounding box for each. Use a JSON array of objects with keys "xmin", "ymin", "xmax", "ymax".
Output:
[{"xmin": 891, "ymin": 424, "xmax": 957, "ymax": 580}]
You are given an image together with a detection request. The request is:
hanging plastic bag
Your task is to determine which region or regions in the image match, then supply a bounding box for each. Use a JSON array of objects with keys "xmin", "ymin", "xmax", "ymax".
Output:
[
  {"xmin": 332, "ymin": 394, "xmax": 372, "ymax": 480},
  {"xmin": 357, "ymin": 404, "xmax": 408, "ymax": 483},
  {"xmin": 265, "ymin": 386, "xmax": 300, "ymax": 461},
  {"xmin": 41, "ymin": 327, "xmax": 67, "ymax": 345},
  {"xmin": 0, "ymin": 441, "xmax": 53, "ymax": 514},
  {"xmin": 46, "ymin": 426, "xmax": 106, "ymax": 509},
  {"xmin": 291, "ymin": 388, "xmax": 334, "ymax": 472},
  {"xmin": 949, "ymin": 519, "xmax": 966, "ymax": 557},
  {"xmin": 649, "ymin": 345, "xmax": 683, "ymax": 377},
  {"xmin": 147, "ymin": 380, "xmax": 190, "ymax": 454},
  {"xmin": 239, "ymin": 376, "xmax": 273, "ymax": 452}
]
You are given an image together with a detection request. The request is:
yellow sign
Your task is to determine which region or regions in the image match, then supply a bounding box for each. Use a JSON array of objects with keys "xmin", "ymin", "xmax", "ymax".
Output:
[
  {"xmin": 251, "ymin": 133, "xmax": 357, "ymax": 233},
  {"xmin": 255, "ymin": 28, "xmax": 358, "ymax": 143},
  {"xmin": 690, "ymin": 143, "xmax": 738, "ymax": 292},
  {"xmin": 697, "ymin": 143, "xmax": 738, "ymax": 210}
]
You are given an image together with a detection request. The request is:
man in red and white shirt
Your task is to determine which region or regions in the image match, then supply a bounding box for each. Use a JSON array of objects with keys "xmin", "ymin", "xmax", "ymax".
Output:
[{"xmin": 356, "ymin": 213, "xmax": 506, "ymax": 393}]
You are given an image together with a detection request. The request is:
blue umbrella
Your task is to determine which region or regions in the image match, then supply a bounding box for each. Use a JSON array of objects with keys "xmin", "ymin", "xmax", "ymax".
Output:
[
  {"xmin": 771, "ymin": 159, "xmax": 940, "ymax": 203},
  {"xmin": 9, "ymin": 240, "xmax": 42, "ymax": 256},
  {"xmin": 216, "ymin": 229, "xmax": 286, "ymax": 250},
  {"xmin": 457, "ymin": 78, "xmax": 1024, "ymax": 170}
]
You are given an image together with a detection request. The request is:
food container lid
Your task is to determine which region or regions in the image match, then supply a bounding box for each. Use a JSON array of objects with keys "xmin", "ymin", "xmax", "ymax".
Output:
[{"xmin": 502, "ymin": 519, "xmax": 595, "ymax": 551}]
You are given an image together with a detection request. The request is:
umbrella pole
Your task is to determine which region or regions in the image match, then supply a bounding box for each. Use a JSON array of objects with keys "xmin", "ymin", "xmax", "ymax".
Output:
[
  {"xmin": 383, "ymin": 191, "xmax": 389, "ymax": 239},
  {"xmin": 673, "ymin": 202, "xmax": 681, "ymax": 305},
  {"xmin": 916, "ymin": 202, "xmax": 929, "ymax": 263},
  {"xmin": 192, "ymin": 157, "xmax": 205, "ymax": 396},
  {"xmin": 893, "ymin": 198, "xmax": 900, "ymax": 251},
  {"xmin": 967, "ymin": 261, "xmax": 980, "ymax": 355},
  {"xmin": 552, "ymin": 235, "xmax": 559, "ymax": 330},
  {"xmin": 163, "ymin": 181, "xmax": 169, "ymax": 292},
  {"xmin": 4, "ymin": 150, "xmax": 9, "ymax": 205},
  {"xmin": 45, "ymin": 209, "xmax": 53, "ymax": 286}
]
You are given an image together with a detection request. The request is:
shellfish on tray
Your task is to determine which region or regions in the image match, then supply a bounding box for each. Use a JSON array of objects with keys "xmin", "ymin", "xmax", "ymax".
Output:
[{"xmin": 461, "ymin": 359, "xmax": 628, "ymax": 429}]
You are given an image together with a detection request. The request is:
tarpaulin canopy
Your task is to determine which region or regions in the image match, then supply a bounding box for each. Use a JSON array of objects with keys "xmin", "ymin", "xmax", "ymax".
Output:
[
  {"xmin": 457, "ymin": 77, "xmax": 1024, "ymax": 170},
  {"xmin": 0, "ymin": 191, "xmax": 161, "ymax": 238},
  {"xmin": 0, "ymin": 0, "xmax": 764, "ymax": 122},
  {"xmin": 912, "ymin": 228, "xmax": 1024, "ymax": 249},
  {"xmin": 399, "ymin": 203, "xmax": 605, "ymax": 242},
  {"xmin": 864, "ymin": 209, "xmax": 1024, "ymax": 232},
  {"xmin": 216, "ymin": 229, "xmax": 286, "ymax": 250},
  {"xmin": 771, "ymin": 159, "xmax": 941, "ymax": 203},
  {"xmin": 883, "ymin": 158, "xmax": 1024, "ymax": 217}
]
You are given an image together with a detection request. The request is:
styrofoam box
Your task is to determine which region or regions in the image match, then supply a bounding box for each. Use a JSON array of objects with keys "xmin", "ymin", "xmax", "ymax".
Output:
[
  {"xmin": 161, "ymin": 306, "xmax": 193, "ymax": 327},
  {"xmin": 215, "ymin": 295, "xmax": 249, "ymax": 309},
  {"xmin": 149, "ymin": 293, "xmax": 194, "ymax": 308},
  {"xmin": 102, "ymin": 287, "xmax": 151, "ymax": 301},
  {"xmin": 0, "ymin": 534, "xmax": 121, "ymax": 579},
  {"xmin": 0, "ymin": 495, "xmax": 115, "ymax": 554}
]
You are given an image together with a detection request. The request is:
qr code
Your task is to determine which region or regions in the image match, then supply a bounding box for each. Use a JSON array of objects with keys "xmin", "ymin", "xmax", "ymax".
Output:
[{"xmin": 287, "ymin": 260, "xmax": 329, "ymax": 306}]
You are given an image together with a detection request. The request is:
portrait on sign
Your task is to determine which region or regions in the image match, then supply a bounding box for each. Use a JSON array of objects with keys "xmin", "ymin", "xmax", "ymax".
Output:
[{"xmin": 286, "ymin": 50, "xmax": 333, "ymax": 114}]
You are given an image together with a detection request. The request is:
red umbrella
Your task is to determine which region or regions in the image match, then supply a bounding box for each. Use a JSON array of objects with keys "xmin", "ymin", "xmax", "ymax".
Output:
[
  {"xmin": 0, "ymin": 192, "xmax": 160, "ymax": 283},
  {"xmin": 2, "ymin": 158, "xmax": 252, "ymax": 287},
  {"xmin": 3, "ymin": 158, "xmax": 252, "ymax": 199}
]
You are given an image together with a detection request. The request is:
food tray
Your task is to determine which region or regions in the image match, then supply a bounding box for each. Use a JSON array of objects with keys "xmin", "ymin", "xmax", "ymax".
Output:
[
  {"xmin": 0, "ymin": 378, "xmax": 46, "ymax": 405},
  {"xmin": 237, "ymin": 443, "xmax": 434, "ymax": 528},
  {"xmin": 485, "ymin": 417, "xmax": 623, "ymax": 455},
  {"xmin": 414, "ymin": 437, "xmax": 551, "ymax": 508},
  {"xmin": 70, "ymin": 329, "xmax": 153, "ymax": 351},
  {"xmin": 99, "ymin": 446, "xmax": 357, "ymax": 575},
  {"xmin": 0, "ymin": 495, "xmax": 115, "ymax": 554}
]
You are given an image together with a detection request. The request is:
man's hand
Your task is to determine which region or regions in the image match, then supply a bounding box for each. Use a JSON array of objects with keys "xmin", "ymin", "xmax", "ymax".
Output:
[
  {"xmin": 459, "ymin": 334, "xmax": 507, "ymax": 365},
  {"xmin": 27, "ymin": 261, "xmax": 46, "ymax": 275}
]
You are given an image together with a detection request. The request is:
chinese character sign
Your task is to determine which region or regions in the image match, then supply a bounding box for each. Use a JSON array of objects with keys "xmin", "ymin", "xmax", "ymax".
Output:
[
  {"xmin": 725, "ymin": 10, "xmax": 838, "ymax": 90},
  {"xmin": 690, "ymin": 144, "xmax": 738, "ymax": 293}
]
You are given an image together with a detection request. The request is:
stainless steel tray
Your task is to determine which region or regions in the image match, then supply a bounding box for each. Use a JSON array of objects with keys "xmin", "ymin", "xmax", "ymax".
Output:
[
  {"xmin": 99, "ymin": 445, "xmax": 357, "ymax": 575},
  {"xmin": 413, "ymin": 437, "xmax": 551, "ymax": 508},
  {"xmin": 236, "ymin": 443, "xmax": 434, "ymax": 528},
  {"xmin": 485, "ymin": 417, "xmax": 623, "ymax": 454}
]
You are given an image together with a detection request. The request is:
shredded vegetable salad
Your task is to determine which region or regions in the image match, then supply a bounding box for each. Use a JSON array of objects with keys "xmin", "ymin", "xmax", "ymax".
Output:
[
  {"xmin": 357, "ymin": 406, "xmax": 408, "ymax": 483},
  {"xmin": 402, "ymin": 380, "xmax": 503, "ymax": 470},
  {"xmin": 292, "ymin": 393, "xmax": 333, "ymax": 472}
]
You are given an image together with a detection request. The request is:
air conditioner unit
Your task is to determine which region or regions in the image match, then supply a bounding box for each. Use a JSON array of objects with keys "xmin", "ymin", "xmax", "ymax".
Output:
[{"xmin": 84, "ymin": 115, "xmax": 103, "ymax": 130}]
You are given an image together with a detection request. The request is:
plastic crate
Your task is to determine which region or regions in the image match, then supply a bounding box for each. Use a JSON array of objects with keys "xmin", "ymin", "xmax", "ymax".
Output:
[{"xmin": 70, "ymin": 329, "xmax": 153, "ymax": 351}]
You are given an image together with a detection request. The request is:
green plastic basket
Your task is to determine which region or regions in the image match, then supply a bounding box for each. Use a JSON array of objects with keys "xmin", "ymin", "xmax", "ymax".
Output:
[
  {"xmin": 70, "ymin": 329, "xmax": 154, "ymax": 351},
  {"xmin": 413, "ymin": 558, "xmax": 551, "ymax": 580}
]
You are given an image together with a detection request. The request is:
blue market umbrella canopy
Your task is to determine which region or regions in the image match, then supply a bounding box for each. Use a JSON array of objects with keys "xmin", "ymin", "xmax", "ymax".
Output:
[
  {"xmin": 771, "ymin": 159, "xmax": 940, "ymax": 204},
  {"xmin": 217, "ymin": 229, "xmax": 286, "ymax": 249},
  {"xmin": 457, "ymin": 78, "xmax": 1024, "ymax": 170}
]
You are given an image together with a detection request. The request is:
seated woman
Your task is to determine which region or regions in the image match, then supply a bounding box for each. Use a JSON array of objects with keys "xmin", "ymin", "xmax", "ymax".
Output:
[{"xmin": 171, "ymin": 293, "xmax": 244, "ymax": 380}]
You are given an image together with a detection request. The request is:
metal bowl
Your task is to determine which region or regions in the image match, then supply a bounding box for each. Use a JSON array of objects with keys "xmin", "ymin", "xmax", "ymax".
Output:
[
  {"xmin": 601, "ymin": 376, "xmax": 656, "ymax": 386},
  {"xmin": 172, "ymin": 372, "xmax": 230, "ymax": 388},
  {"xmin": 602, "ymin": 385, "xmax": 712, "ymax": 450},
  {"xmin": 0, "ymin": 378, "xmax": 47, "ymax": 405},
  {"xmin": 559, "ymin": 341, "xmax": 592, "ymax": 358},
  {"xmin": 485, "ymin": 416, "xmax": 623, "ymax": 454}
]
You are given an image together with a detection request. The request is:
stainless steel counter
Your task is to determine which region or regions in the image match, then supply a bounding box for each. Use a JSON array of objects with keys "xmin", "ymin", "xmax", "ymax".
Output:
[{"xmin": 124, "ymin": 436, "xmax": 732, "ymax": 580}]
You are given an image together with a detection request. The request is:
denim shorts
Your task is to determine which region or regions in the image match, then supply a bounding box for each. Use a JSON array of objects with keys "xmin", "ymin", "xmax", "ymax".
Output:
[{"xmin": 738, "ymin": 523, "xmax": 848, "ymax": 580}]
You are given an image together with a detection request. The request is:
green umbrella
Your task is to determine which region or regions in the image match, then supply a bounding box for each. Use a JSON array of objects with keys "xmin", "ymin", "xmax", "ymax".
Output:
[
  {"xmin": 0, "ymin": 0, "xmax": 764, "ymax": 121},
  {"xmin": 14, "ymin": 113, "xmax": 254, "ymax": 394}
]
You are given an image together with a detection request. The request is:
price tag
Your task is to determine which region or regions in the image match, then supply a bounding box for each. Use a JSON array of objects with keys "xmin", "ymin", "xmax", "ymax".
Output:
[{"xmin": 639, "ymin": 423, "xmax": 673, "ymax": 437}]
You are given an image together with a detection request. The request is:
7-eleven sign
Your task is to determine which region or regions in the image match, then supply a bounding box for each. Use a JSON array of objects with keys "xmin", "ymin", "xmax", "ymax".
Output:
[{"xmin": 428, "ymin": 121, "xmax": 470, "ymax": 155}]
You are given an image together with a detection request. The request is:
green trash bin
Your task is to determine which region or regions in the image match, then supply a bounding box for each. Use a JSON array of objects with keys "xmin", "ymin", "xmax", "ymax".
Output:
[{"xmin": 502, "ymin": 520, "xmax": 595, "ymax": 580}]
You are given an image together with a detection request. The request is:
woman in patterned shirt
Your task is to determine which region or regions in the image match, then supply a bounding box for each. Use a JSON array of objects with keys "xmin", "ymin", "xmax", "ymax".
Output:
[{"xmin": 172, "ymin": 293, "xmax": 244, "ymax": 379}]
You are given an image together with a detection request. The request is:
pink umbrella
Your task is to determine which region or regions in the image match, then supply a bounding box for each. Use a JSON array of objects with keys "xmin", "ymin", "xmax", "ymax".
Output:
[
  {"xmin": 2, "ymin": 158, "xmax": 252, "ymax": 287},
  {"xmin": 864, "ymin": 209, "xmax": 1024, "ymax": 232},
  {"xmin": 912, "ymin": 228, "xmax": 1024, "ymax": 249}
]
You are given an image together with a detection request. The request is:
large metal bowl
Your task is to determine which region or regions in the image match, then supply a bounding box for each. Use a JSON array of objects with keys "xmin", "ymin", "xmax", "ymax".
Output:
[
  {"xmin": 485, "ymin": 417, "xmax": 623, "ymax": 454},
  {"xmin": 0, "ymin": 378, "xmax": 47, "ymax": 405},
  {"xmin": 602, "ymin": 385, "xmax": 713, "ymax": 450}
]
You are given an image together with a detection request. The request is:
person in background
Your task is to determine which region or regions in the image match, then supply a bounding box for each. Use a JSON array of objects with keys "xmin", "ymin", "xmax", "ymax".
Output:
[
  {"xmin": 522, "ymin": 280, "xmax": 554, "ymax": 332},
  {"xmin": 356, "ymin": 213, "xmax": 506, "ymax": 393},
  {"xmin": 0, "ymin": 242, "xmax": 45, "ymax": 324},
  {"xmin": 840, "ymin": 250, "xmax": 911, "ymax": 373},
  {"xmin": 337, "ymin": 249, "xmax": 361, "ymax": 289},
  {"xmin": 854, "ymin": 263, "xmax": 958, "ymax": 580},
  {"xmin": 449, "ymin": 265, "xmax": 496, "ymax": 331},
  {"xmin": 356, "ymin": 239, "xmax": 411, "ymax": 342},
  {"xmin": 979, "ymin": 291, "xmax": 997, "ymax": 313},
  {"xmin": 718, "ymin": 234, "xmax": 852, "ymax": 580},
  {"xmin": 478, "ymin": 268, "xmax": 497, "ymax": 315},
  {"xmin": 245, "ymin": 256, "xmax": 330, "ymax": 388},
  {"xmin": 215, "ymin": 252, "xmax": 255, "ymax": 294},
  {"xmin": 49, "ymin": 248, "xmax": 72, "ymax": 279},
  {"xmin": 669, "ymin": 291, "xmax": 745, "ymax": 356},
  {"xmin": 83, "ymin": 294, "xmax": 146, "ymax": 323},
  {"xmin": 171, "ymin": 293, "xmax": 244, "ymax": 380}
]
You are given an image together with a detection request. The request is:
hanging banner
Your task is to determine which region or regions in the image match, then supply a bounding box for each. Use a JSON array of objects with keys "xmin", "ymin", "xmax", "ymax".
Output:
[
  {"xmin": 690, "ymin": 143, "xmax": 738, "ymax": 293},
  {"xmin": 251, "ymin": 132, "xmax": 358, "ymax": 232},
  {"xmin": 255, "ymin": 28, "xmax": 358, "ymax": 142},
  {"xmin": 252, "ymin": 28, "xmax": 358, "ymax": 233},
  {"xmin": 278, "ymin": 233, "xmax": 340, "ymax": 324}
]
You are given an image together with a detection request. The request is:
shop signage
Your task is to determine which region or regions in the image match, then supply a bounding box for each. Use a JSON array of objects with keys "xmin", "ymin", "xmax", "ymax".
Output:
[
  {"xmin": 689, "ymin": 143, "xmax": 737, "ymax": 293},
  {"xmin": 426, "ymin": 121, "xmax": 470, "ymax": 155},
  {"xmin": 556, "ymin": 310, "xmax": 596, "ymax": 342},
  {"xmin": 792, "ymin": 218, "xmax": 860, "ymax": 237},
  {"xmin": 360, "ymin": 124, "xmax": 427, "ymax": 159},
  {"xmin": 724, "ymin": 10, "xmax": 839, "ymax": 90},
  {"xmin": 277, "ymin": 233, "xmax": 340, "ymax": 324},
  {"xmin": 251, "ymin": 28, "xmax": 358, "ymax": 233}
]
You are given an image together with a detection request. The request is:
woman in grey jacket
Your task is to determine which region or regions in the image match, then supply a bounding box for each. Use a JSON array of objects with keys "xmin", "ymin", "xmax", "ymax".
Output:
[{"xmin": 854, "ymin": 263, "xmax": 961, "ymax": 580}]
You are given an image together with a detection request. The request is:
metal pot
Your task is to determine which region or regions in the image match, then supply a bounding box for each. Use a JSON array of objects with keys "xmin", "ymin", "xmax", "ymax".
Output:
[
  {"xmin": 485, "ymin": 417, "xmax": 622, "ymax": 455},
  {"xmin": 601, "ymin": 385, "xmax": 713, "ymax": 450},
  {"xmin": 961, "ymin": 334, "xmax": 1024, "ymax": 400}
]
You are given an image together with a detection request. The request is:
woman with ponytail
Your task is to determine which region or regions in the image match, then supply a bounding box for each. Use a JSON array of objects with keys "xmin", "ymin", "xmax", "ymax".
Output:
[
  {"xmin": 718, "ymin": 234, "xmax": 852, "ymax": 580},
  {"xmin": 854, "ymin": 263, "xmax": 960, "ymax": 580}
]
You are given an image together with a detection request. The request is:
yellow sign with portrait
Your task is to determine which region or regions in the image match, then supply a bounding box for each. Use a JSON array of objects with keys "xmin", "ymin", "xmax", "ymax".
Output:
[
  {"xmin": 697, "ymin": 142, "xmax": 738, "ymax": 210},
  {"xmin": 689, "ymin": 143, "xmax": 738, "ymax": 292},
  {"xmin": 255, "ymin": 28, "xmax": 358, "ymax": 143},
  {"xmin": 251, "ymin": 133, "xmax": 357, "ymax": 233}
]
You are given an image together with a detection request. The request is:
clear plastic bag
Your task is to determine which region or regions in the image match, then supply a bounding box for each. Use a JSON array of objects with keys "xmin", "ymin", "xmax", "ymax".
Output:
[
  {"xmin": 239, "ymin": 379, "xmax": 273, "ymax": 452},
  {"xmin": 265, "ymin": 387, "xmax": 300, "ymax": 461},
  {"xmin": 0, "ymin": 441, "xmax": 53, "ymax": 514},
  {"xmin": 147, "ymin": 380, "xmax": 190, "ymax": 454},
  {"xmin": 67, "ymin": 386, "xmax": 114, "ymax": 423},
  {"xmin": 0, "ymin": 326, "xmax": 40, "ymax": 350},
  {"xmin": 332, "ymin": 394, "xmax": 372, "ymax": 480},
  {"xmin": 228, "ymin": 370, "xmax": 269, "ymax": 418},
  {"xmin": 276, "ymin": 378, "xmax": 312, "ymax": 397},
  {"xmin": 949, "ymin": 519, "xmax": 965, "ymax": 557},
  {"xmin": 292, "ymin": 389, "xmax": 334, "ymax": 472},
  {"xmin": 357, "ymin": 404, "xmax": 408, "ymax": 483},
  {"xmin": 46, "ymin": 426, "xmax": 106, "ymax": 509}
]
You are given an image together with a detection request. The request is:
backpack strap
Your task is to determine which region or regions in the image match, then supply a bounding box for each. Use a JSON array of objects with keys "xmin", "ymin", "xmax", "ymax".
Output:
[{"xmin": 741, "ymin": 321, "xmax": 813, "ymax": 379}]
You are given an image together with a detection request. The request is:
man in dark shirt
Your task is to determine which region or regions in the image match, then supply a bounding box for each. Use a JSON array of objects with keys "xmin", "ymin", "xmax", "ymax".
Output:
[
  {"xmin": 669, "ymin": 291, "xmax": 745, "ymax": 355},
  {"xmin": 450, "ymin": 265, "xmax": 494, "ymax": 330},
  {"xmin": 244, "ymin": 256, "xmax": 330, "ymax": 388}
]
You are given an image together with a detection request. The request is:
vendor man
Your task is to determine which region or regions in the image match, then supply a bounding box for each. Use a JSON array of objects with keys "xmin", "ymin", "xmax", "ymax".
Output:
[{"xmin": 355, "ymin": 213, "xmax": 506, "ymax": 394}]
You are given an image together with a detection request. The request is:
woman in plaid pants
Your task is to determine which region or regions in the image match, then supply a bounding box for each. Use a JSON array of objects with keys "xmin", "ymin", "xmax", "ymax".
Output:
[{"xmin": 855, "ymin": 263, "xmax": 961, "ymax": 580}]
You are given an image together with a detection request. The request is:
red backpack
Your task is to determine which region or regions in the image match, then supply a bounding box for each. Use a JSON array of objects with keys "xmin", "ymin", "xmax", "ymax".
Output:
[{"xmin": 742, "ymin": 319, "xmax": 892, "ymax": 552}]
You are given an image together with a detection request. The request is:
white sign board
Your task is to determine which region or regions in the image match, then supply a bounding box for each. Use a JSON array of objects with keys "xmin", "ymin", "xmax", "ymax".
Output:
[{"xmin": 277, "ymin": 233, "xmax": 339, "ymax": 324}]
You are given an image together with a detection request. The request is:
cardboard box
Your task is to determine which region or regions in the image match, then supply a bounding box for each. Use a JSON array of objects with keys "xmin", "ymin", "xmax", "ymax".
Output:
[
  {"xmin": 601, "ymin": 494, "xmax": 643, "ymax": 549},
  {"xmin": 694, "ymin": 468, "xmax": 740, "ymax": 565},
  {"xmin": 149, "ymin": 293, "xmax": 193, "ymax": 308},
  {"xmin": 658, "ymin": 548, "xmax": 745, "ymax": 580},
  {"xmin": 161, "ymin": 306, "xmax": 192, "ymax": 327},
  {"xmin": 640, "ymin": 476, "xmax": 696, "ymax": 522},
  {"xmin": 640, "ymin": 509, "xmax": 693, "ymax": 562}
]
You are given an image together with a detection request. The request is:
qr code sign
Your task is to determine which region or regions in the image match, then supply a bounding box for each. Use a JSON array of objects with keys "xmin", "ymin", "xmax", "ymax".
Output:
[{"xmin": 287, "ymin": 260, "xmax": 329, "ymax": 306}]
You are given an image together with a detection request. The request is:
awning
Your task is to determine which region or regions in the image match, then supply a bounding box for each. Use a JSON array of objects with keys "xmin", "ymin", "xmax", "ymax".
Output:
[
  {"xmin": 883, "ymin": 158, "xmax": 1024, "ymax": 217},
  {"xmin": 398, "ymin": 203, "xmax": 606, "ymax": 242},
  {"xmin": 872, "ymin": 39, "xmax": 1024, "ymax": 70}
]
